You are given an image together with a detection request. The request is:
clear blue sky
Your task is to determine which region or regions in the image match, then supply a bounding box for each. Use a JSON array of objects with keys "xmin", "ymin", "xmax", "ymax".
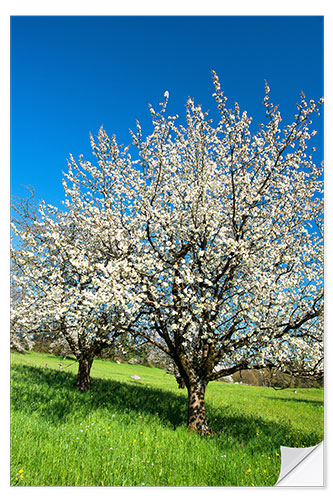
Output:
[{"xmin": 11, "ymin": 16, "xmax": 324, "ymax": 208}]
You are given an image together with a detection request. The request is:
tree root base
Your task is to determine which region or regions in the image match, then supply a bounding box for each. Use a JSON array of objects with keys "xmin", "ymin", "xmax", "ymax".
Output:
[{"xmin": 188, "ymin": 423, "xmax": 215, "ymax": 436}]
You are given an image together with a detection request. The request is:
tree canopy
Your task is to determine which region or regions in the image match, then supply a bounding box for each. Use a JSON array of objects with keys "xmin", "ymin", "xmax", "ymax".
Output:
[{"xmin": 11, "ymin": 73, "xmax": 323, "ymax": 432}]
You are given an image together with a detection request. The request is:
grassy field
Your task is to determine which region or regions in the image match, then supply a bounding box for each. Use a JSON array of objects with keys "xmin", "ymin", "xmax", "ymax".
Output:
[{"xmin": 10, "ymin": 351, "xmax": 324, "ymax": 487}]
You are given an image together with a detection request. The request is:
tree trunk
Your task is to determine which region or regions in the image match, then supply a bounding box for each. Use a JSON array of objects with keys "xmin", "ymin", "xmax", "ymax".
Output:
[
  {"xmin": 187, "ymin": 378, "xmax": 214, "ymax": 435},
  {"xmin": 77, "ymin": 355, "xmax": 94, "ymax": 391}
]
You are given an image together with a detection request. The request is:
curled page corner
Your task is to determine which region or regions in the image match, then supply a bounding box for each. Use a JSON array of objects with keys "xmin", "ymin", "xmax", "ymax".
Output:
[{"xmin": 275, "ymin": 441, "xmax": 324, "ymax": 486}]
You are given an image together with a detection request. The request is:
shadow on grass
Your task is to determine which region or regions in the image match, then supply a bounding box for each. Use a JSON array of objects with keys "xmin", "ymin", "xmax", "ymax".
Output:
[
  {"xmin": 263, "ymin": 396, "xmax": 324, "ymax": 407},
  {"xmin": 11, "ymin": 364, "xmax": 187, "ymax": 428},
  {"xmin": 11, "ymin": 364, "xmax": 322, "ymax": 450}
]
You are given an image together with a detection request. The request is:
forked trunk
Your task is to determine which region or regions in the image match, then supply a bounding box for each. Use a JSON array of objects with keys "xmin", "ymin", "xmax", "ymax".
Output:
[
  {"xmin": 187, "ymin": 378, "xmax": 214, "ymax": 435},
  {"xmin": 77, "ymin": 355, "xmax": 94, "ymax": 391}
]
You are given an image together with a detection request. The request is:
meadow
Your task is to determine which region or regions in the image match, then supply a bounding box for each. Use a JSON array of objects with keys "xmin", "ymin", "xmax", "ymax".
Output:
[{"xmin": 10, "ymin": 351, "xmax": 324, "ymax": 487}]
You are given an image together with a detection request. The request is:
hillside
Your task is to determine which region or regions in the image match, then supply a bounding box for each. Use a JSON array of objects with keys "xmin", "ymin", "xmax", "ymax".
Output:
[{"xmin": 10, "ymin": 352, "xmax": 324, "ymax": 486}]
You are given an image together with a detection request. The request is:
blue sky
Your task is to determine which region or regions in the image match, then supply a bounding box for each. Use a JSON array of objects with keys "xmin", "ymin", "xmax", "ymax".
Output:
[{"xmin": 11, "ymin": 16, "xmax": 324, "ymax": 208}]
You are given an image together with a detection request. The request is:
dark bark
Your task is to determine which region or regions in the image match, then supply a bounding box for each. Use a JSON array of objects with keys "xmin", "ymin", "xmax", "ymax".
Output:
[
  {"xmin": 186, "ymin": 378, "xmax": 214, "ymax": 435},
  {"xmin": 76, "ymin": 355, "xmax": 94, "ymax": 391}
]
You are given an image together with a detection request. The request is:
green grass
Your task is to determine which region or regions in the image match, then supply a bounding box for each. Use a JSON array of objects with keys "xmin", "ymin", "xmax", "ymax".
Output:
[{"xmin": 10, "ymin": 351, "xmax": 324, "ymax": 486}]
